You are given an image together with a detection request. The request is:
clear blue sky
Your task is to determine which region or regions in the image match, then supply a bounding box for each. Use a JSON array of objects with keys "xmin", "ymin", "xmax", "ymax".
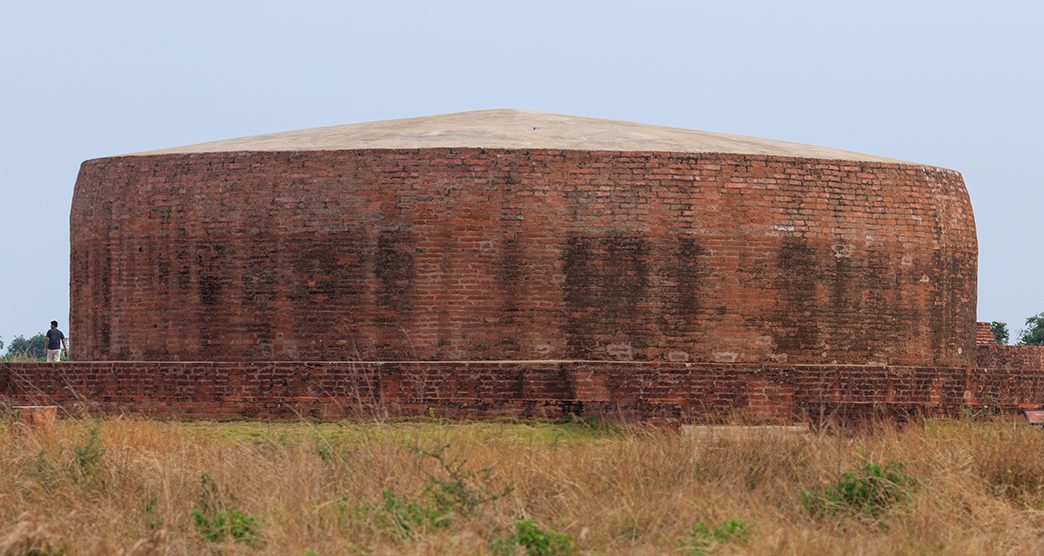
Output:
[{"xmin": 1, "ymin": 0, "xmax": 1041, "ymax": 345}]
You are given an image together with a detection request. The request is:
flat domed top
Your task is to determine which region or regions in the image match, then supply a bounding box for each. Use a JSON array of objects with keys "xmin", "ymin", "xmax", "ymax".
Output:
[{"xmin": 131, "ymin": 109, "xmax": 902, "ymax": 163}]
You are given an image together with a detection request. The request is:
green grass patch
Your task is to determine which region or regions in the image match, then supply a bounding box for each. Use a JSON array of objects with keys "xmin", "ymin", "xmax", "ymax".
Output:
[
  {"xmin": 490, "ymin": 519, "xmax": 577, "ymax": 556},
  {"xmin": 681, "ymin": 518, "xmax": 751, "ymax": 555},
  {"xmin": 801, "ymin": 461, "xmax": 916, "ymax": 519},
  {"xmin": 179, "ymin": 418, "xmax": 621, "ymax": 448}
]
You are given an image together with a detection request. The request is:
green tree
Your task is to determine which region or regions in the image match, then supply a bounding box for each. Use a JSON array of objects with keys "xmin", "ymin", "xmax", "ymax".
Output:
[
  {"xmin": 4, "ymin": 333, "xmax": 47, "ymax": 361},
  {"xmin": 990, "ymin": 321, "xmax": 1009, "ymax": 345},
  {"xmin": 1017, "ymin": 312, "xmax": 1044, "ymax": 346}
]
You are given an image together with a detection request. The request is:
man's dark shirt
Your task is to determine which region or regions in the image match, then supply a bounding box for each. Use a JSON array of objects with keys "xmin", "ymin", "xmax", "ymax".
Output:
[{"xmin": 46, "ymin": 329, "xmax": 65, "ymax": 350}]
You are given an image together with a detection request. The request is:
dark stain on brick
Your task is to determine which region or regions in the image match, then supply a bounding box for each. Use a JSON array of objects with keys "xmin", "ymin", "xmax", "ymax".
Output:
[
  {"xmin": 156, "ymin": 257, "xmax": 170, "ymax": 290},
  {"xmin": 659, "ymin": 237, "xmax": 708, "ymax": 339},
  {"xmin": 824, "ymin": 248, "xmax": 864, "ymax": 355},
  {"xmin": 198, "ymin": 273, "xmax": 223, "ymax": 307},
  {"xmin": 241, "ymin": 251, "xmax": 279, "ymax": 355},
  {"xmin": 374, "ymin": 229, "xmax": 416, "ymax": 356},
  {"xmin": 605, "ymin": 235, "xmax": 650, "ymax": 323},
  {"xmin": 562, "ymin": 233, "xmax": 650, "ymax": 359},
  {"xmin": 495, "ymin": 236, "xmax": 525, "ymax": 355},
  {"xmin": 772, "ymin": 238, "xmax": 820, "ymax": 353},
  {"xmin": 286, "ymin": 231, "xmax": 368, "ymax": 354},
  {"xmin": 497, "ymin": 236, "xmax": 525, "ymax": 313},
  {"xmin": 96, "ymin": 201, "xmax": 113, "ymax": 356},
  {"xmin": 196, "ymin": 242, "xmax": 231, "ymax": 359},
  {"xmin": 375, "ymin": 229, "xmax": 416, "ymax": 315},
  {"xmin": 175, "ymin": 250, "xmax": 192, "ymax": 290}
]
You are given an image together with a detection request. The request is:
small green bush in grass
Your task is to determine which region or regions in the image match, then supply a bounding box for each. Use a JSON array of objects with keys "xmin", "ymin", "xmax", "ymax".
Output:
[
  {"xmin": 681, "ymin": 518, "xmax": 750, "ymax": 555},
  {"xmin": 380, "ymin": 489, "xmax": 453, "ymax": 533},
  {"xmin": 489, "ymin": 519, "xmax": 577, "ymax": 556},
  {"xmin": 801, "ymin": 461, "xmax": 915, "ymax": 518},
  {"xmin": 191, "ymin": 472, "xmax": 261, "ymax": 547}
]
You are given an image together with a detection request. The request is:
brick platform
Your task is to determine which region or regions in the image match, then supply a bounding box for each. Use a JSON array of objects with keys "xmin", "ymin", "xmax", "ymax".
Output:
[{"xmin": 4, "ymin": 360, "xmax": 1041, "ymax": 423}]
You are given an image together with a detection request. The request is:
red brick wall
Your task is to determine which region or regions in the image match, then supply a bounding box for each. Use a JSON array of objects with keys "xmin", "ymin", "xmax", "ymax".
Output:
[
  {"xmin": 977, "ymin": 344, "xmax": 1044, "ymax": 370},
  {"xmin": 71, "ymin": 149, "xmax": 977, "ymax": 366},
  {"xmin": 3, "ymin": 361, "xmax": 1039, "ymax": 423},
  {"xmin": 976, "ymin": 322, "xmax": 995, "ymax": 345}
]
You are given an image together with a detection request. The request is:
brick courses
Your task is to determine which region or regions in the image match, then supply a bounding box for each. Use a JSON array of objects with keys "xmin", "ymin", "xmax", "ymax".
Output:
[
  {"xmin": 3, "ymin": 360, "xmax": 1041, "ymax": 423},
  {"xmin": 977, "ymin": 344, "xmax": 1044, "ymax": 371},
  {"xmin": 976, "ymin": 321, "xmax": 995, "ymax": 345},
  {"xmin": 70, "ymin": 149, "xmax": 977, "ymax": 367}
]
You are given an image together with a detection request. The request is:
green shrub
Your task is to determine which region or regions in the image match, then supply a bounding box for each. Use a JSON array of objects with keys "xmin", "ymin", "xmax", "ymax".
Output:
[
  {"xmin": 316, "ymin": 443, "xmax": 332, "ymax": 463},
  {"xmin": 380, "ymin": 489, "xmax": 452, "ymax": 534},
  {"xmin": 415, "ymin": 443, "xmax": 513, "ymax": 516},
  {"xmin": 358, "ymin": 444, "xmax": 512, "ymax": 538},
  {"xmin": 558, "ymin": 414, "xmax": 621, "ymax": 436},
  {"xmin": 72, "ymin": 421, "xmax": 105, "ymax": 478},
  {"xmin": 143, "ymin": 494, "xmax": 163, "ymax": 530},
  {"xmin": 490, "ymin": 519, "xmax": 577, "ymax": 556},
  {"xmin": 192, "ymin": 507, "xmax": 259, "ymax": 545},
  {"xmin": 26, "ymin": 449, "xmax": 59, "ymax": 492},
  {"xmin": 801, "ymin": 461, "xmax": 915, "ymax": 518},
  {"xmin": 191, "ymin": 472, "xmax": 261, "ymax": 547},
  {"xmin": 681, "ymin": 518, "xmax": 750, "ymax": 555}
]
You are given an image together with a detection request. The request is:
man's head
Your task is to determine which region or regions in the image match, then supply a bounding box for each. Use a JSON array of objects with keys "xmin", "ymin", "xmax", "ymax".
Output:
[{"xmin": 50, "ymin": 320, "xmax": 58, "ymax": 329}]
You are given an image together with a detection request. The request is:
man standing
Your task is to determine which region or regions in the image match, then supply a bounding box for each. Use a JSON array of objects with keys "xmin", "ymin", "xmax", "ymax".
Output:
[{"xmin": 44, "ymin": 320, "xmax": 67, "ymax": 362}]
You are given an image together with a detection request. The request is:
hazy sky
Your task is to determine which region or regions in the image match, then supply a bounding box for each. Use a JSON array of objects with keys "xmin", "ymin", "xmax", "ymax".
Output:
[{"xmin": 1, "ymin": 1, "xmax": 1041, "ymax": 345}]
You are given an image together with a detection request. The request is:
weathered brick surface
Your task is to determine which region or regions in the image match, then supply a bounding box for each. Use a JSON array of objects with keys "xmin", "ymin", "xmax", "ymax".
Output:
[
  {"xmin": 976, "ymin": 322, "xmax": 995, "ymax": 345},
  {"xmin": 977, "ymin": 344, "xmax": 1044, "ymax": 371},
  {"xmin": 71, "ymin": 149, "xmax": 977, "ymax": 366},
  {"xmin": 4, "ymin": 361, "xmax": 1039, "ymax": 423}
]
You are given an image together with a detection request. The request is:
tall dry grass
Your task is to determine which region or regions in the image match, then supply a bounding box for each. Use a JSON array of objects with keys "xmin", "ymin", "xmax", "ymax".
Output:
[{"xmin": 1, "ymin": 411, "xmax": 1042, "ymax": 555}]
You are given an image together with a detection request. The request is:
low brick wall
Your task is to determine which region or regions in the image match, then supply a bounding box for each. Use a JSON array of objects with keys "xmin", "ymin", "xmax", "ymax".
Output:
[
  {"xmin": 976, "ymin": 322, "xmax": 995, "ymax": 346},
  {"xmin": 977, "ymin": 344, "xmax": 1044, "ymax": 373},
  {"xmin": 3, "ymin": 361, "xmax": 1042, "ymax": 423}
]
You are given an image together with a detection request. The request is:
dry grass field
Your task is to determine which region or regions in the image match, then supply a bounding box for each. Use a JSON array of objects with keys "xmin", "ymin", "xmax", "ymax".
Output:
[{"xmin": 1, "ymin": 411, "xmax": 1043, "ymax": 555}]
